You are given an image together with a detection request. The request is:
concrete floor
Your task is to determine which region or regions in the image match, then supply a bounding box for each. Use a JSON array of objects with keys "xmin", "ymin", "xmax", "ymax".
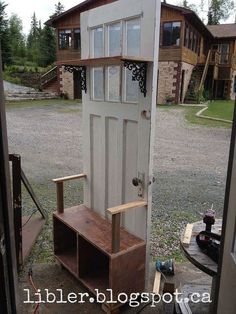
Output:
[{"xmin": 19, "ymin": 261, "xmax": 211, "ymax": 313}]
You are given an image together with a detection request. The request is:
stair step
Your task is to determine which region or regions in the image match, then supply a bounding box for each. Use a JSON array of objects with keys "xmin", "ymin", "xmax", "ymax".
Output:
[{"xmin": 5, "ymin": 91, "xmax": 59, "ymax": 101}]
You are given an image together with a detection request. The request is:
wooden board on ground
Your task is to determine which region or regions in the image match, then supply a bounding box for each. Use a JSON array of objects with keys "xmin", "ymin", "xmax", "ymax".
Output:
[
  {"xmin": 22, "ymin": 215, "xmax": 45, "ymax": 262},
  {"xmin": 175, "ymin": 284, "xmax": 211, "ymax": 314},
  {"xmin": 153, "ymin": 271, "xmax": 161, "ymax": 294},
  {"xmin": 182, "ymin": 223, "xmax": 193, "ymax": 247}
]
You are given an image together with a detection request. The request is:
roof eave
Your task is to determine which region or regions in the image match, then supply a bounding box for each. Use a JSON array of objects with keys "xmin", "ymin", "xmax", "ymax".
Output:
[
  {"xmin": 184, "ymin": 13, "xmax": 214, "ymax": 39},
  {"xmin": 44, "ymin": 0, "xmax": 95, "ymax": 28}
]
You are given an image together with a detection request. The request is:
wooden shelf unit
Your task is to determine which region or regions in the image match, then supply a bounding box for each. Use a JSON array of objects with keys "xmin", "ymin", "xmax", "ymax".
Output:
[{"xmin": 53, "ymin": 205, "xmax": 146, "ymax": 298}]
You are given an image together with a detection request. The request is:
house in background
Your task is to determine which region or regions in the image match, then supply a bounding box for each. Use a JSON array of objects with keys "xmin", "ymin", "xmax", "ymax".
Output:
[
  {"xmin": 44, "ymin": 0, "xmax": 236, "ymax": 104},
  {"xmin": 207, "ymin": 24, "xmax": 236, "ymax": 100},
  {"xmin": 44, "ymin": 0, "xmax": 115, "ymax": 98}
]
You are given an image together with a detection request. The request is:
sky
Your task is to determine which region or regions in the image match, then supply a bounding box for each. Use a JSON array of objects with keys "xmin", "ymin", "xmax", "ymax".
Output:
[
  {"xmin": 5, "ymin": 0, "xmax": 236, "ymax": 35},
  {"xmin": 5, "ymin": 0, "xmax": 84, "ymax": 34}
]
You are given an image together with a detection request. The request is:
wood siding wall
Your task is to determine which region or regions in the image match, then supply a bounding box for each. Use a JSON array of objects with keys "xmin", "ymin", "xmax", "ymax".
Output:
[
  {"xmin": 55, "ymin": 0, "xmax": 116, "ymax": 62},
  {"xmin": 54, "ymin": 0, "xmax": 116, "ymax": 28},
  {"xmin": 159, "ymin": 7, "xmax": 206, "ymax": 66},
  {"xmin": 53, "ymin": 3, "xmax": 235, "ymax": 75},
  {"xmin": 159, "ymin": 7, "xmax": 183, "ymax": 62}
]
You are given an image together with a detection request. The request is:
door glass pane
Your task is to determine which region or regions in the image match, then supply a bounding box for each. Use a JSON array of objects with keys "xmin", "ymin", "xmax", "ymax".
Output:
[
  {"xmin": 125, "ymin": 68, "xmax": 139, "ymax": 102},
  {"xmin": 107, "ymin": 66, "xmax": 120, "ymax": 101},
  {"xmin": 108, "ymin": 23, "xmax": 121, "ymax": 56},
  {"xmin": 92, "ymin": 67, "xmax": 104, "ymax": 100},
  {"xmin": 126, "ymin": 18, "xmax": 141, "ymax": 56},
  {"xmin": 93, "ymin": 27, "xmax": 103, "ymax": 58}
]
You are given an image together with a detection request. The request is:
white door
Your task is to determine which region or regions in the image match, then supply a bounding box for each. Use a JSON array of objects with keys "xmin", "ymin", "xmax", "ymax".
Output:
[
  {"xmin": 216, "ymin": 115, "xmax": 236, "ymax": 313},
  {"xmin": 81, "ymin": 0, "xmax": 160, "ymax": 244}
]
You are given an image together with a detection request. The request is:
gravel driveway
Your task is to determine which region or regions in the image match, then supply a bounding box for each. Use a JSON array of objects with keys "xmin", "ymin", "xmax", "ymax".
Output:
[
  {"xmin": 151, "ymin": 107, "xmax": 231, "ymax": 258},
  {"xmin": 6, "ymin": 101, "xmax": 231, "ymax": 261}
]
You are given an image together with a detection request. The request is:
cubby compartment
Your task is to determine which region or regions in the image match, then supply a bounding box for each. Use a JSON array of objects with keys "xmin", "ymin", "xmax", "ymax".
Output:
[
  {"xmin": 53, "ymin": 217, "xmax": 78, "ymax": 276},
  {"xmin": 78, "ymin": 236, "xmax": 109, "ymax": 293},
  {"xmin": 53, "ymin": 205, "xmax": 146, "ymax": 300}
]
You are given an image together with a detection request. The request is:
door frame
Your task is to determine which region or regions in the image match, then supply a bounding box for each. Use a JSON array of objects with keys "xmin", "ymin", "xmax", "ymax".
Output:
[
  {"xmin": 0, "ymin": 47, "xmax": 19, "ymax": 313},
  {"xmin": 214, "ymin": 98, "xmax": 236, "ymax": 313}
]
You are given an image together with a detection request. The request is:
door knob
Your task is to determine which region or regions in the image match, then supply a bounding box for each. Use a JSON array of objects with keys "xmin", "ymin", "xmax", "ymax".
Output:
[
  {"xmin": 132, "ymin": 173, "xmax": 145, "ymax": 197},
  {"xmin": 132, "ymin": 177, "xmax": 140, "ymax": 187}
]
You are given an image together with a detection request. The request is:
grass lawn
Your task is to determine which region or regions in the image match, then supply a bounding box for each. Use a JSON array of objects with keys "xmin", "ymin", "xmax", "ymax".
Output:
[
  {"xmin": 202, "ymin": 100, "xmax": 235, "ymax": 121},
  {"xmin": 184, "ymin": 106, "xmax": 233, "ymax": 128},
  {"xmin": 158, "ymin": 100, "xmax": 234, "ymax": 128}
]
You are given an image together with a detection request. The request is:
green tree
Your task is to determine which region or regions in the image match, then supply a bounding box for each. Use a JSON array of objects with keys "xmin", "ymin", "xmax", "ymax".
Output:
[
  {"xmin": 0, "ymin": 1, "xmax": 12, "ymax": 67},
  {"xmin": 27, "ymin": 12, "xmax": 41, "ymax": 64},
  {"xmin": 38, "ymin": 25, "xmax": 56, "ymax": 67},
  {"xmin": 8, "ymin": 14, "xmax": 26, "ymax": 60},
  {"xmin": 182, "ymin": 0, "xmax": 199, "ymax": 15},
  {"xmin": 208, "ymin": 0, "xmax": 234, "ymax": 24},
  {"xmin": 54, "ymin": 2, "xmax": 65, "ymax": 16}
]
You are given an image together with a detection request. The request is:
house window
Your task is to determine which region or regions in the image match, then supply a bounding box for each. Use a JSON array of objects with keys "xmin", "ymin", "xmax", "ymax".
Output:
[
  {"xmin": 184, "ymin": 23, "xmax": 189, "ymax": 47},
  {"xmin": 197, "ymin": 36, "xmax": 201, "ymax": 56},
  {"xmin": 92, "ymin": 27, "xmax": 104, "ymax": 58},
  {"xmin": 188, "ymin": 27, "xmax": 193, "ymax": 50},
  {"xmin": 126, "ymin": 18, "xmax": 141, "ymax": 56},
  {"xmin": 193, "ymin": 33, "xmax": 197, "ymax": 53},
  {"xmin": 162, "ymin": 21, "xmax": 181, "ymax": 46},
  {"xmin": 59, "ymin": 29, "xmax": 72, "ymax": 49},
  {"xmin": 74, "ymin": 29, "xmax": 81, "ymax": 50},
  {"xmin": 108, "ymin": 23, "xmax": 121, "ymax": 56}
]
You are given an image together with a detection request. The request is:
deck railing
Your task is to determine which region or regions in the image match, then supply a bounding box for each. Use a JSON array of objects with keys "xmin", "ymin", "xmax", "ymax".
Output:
[{"xmin": 40, "ymin": 66, "xmax": 58, "ymax": 86}]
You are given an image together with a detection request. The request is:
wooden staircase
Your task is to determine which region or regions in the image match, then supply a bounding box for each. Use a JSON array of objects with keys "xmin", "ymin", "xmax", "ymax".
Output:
[
  {"xmin": 185, "ymin": 65, "xmax": 204, "ymax": 103},
  {"xmin": 40, "ymin": 66, "xmax": 59, "ymax": 93},
  {"xmin": 185, "ymin": 50, "xmax": 211, "ymax": 103}
]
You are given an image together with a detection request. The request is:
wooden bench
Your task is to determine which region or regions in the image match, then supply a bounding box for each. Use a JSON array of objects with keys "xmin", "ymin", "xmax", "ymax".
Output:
[{"xmin": 53, "ymin": 174, "xmax": 148, "ymax": 305}]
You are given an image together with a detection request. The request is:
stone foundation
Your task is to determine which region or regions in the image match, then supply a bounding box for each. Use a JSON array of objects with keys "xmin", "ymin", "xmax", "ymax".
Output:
[
  {"xmin": 180, "ymin": 62, "xmax": 195, "ymax": 103},
  {"xmin": 60, "ymin": 66, "xmax": 74, "ymax": 99},
  {"xmin": 157, "ymin": 61, "xmax": 178, "ymax": 104},
  {"xmin": 230, "ymin": 70, "xmax": 236, "ymax": 100},
  {"xmin": 157, "ymin": 61, "xmax": 194, "ymax": 104}
]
